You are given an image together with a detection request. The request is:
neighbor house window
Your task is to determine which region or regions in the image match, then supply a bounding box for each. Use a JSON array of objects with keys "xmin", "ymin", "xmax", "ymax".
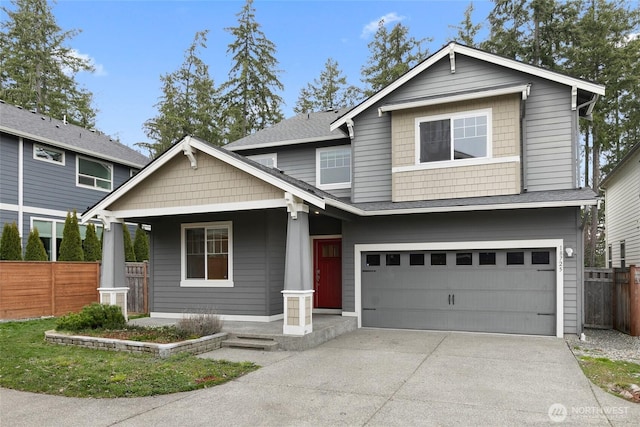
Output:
[
  {"xmin": 620, "ymin": 241, "xmax": 626, "ymax": 268},
  {"xmin": 77, "ymin": 156, "xmax": 112, "ymax": 191},
  {"xmin": 34, "ymin": 144, "xmax": 65, "ymax": 165},
  {"xmin": 181, "ymin": 221, "xmax": 233, "ymax": 287},
  {"xmin": 607, "ymin": 245, "xmax": 612, "ymax": 268},
  {"xmin": 316, "ymin": 145, "xmax": 351, "ymax": 189},
  {"xmin": 32, "ymin": 218, "xmax": 102, "ymax": 261},
  {"xmin": 416, "ymin": 109, "xmax": 491, "ymax": 164},
  {"xmin": 248, "ymin": 153, "xmax": 277, "ymax": 168}
]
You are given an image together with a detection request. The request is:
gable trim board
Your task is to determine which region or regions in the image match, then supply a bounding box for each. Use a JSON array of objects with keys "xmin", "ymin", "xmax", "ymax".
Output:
[
  {"xmin": 353, "ymin": 239, "xmax": 565, "ymax": 337},
  {"xmin": 331, "ymin": 42, "xmax": 605, "ymax": 132},
  {"xmin": 225, "ymin": 133, "xmax": 348, "ymax": 152}
]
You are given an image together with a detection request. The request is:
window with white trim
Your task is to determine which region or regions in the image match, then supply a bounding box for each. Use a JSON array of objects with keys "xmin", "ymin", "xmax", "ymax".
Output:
[
  {"xmin": 416, "ymin": 109, "xmax": 491, "ymax": 164},
  {"xmin": 77, "ymin": 156, "xmax": 112, "ymax": 191},
  {"xmin": 31, "ymin": 218, "xmax": 102, "ymax": 261},
  {"xmin": 248, "ymin": 153, "xmax": 277, "ymax": 168},
  {"xmin": 316, "ymin": 145, "xmax": 351, "ymax": 190},
  {"xmin": 34, "ymin": 144, "xmax": 64, "ymax": 165},
  {"xmin": 181, "ymin": 221, "xmax": 233, "ymax": 287}
]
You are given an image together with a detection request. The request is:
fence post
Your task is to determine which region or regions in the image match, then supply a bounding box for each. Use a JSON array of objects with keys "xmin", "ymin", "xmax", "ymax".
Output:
[
  {"xmin": 630, "ymin": 265, "xmax": 639, "ymax": 337},
  {"xmin": 143, "ymin": 261, "xmax": 148, "ymax": 314}
]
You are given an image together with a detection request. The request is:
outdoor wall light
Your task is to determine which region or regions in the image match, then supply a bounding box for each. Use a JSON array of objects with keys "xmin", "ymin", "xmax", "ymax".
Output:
[{"xmin": 565, "ymin": 247, "xmax": 574, "ymax": 258}]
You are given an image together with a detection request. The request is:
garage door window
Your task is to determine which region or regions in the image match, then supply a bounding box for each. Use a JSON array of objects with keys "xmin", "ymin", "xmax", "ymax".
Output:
[
  {"xmin": 410, "ymin": 253, "xmax": 425, "ymax": 265},
  {"xmin": 386, "ymin": 254, "xmax": 401, "ymax": 266},
  {"xmin": 531, "ymin": 251, "xmax": 550, "ymax": 264},
  {"xmin": 431, "ymin": 253, "xmax": 447, "ymax": 265},
  {"xmin": 479, "ymin": 252, "xmax": 496, "ymax": 265},
  {"xmin": 366, "ymin": 254, "xmax": 380, "ymax": 266},
  {"xmin": 507, "ymin": 251, "xmax": 525, "ymax": 265},
  {"xmin": 456, "ymin": 252, "xmax": 472, "ymax": 265}
]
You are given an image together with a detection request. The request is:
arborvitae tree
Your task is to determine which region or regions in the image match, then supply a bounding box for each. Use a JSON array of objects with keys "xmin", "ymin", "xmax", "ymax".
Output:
[
  {"xmin": 0, "ymin": 222, "xmax": 22, "ymax": 260},
  {"xmin": 133, "ymin": 227, "xmax": 149, "ymax": 262},
  {"xmin": 293, "ymin": 58, "xmax": 361, "ymax": 114},
  {"xmin": 222, "ymin": 0, "xmax": 284, "ymax": 143},
  {"xmin": 140, "ymin": 31, "xmax": 220, "ymax": 158},
  {"xmin": 0, "ymin": 0, "xmax": 96, "ymax": 127},
  {"xmin": 82, "ymin": 223, "xmax": 101, "ymax": 261},
  {"xmin": 123, "ymin": 226, "xmax": 136, "ymax": 262},
  {"xmin": 24, "ymin": 228, "xmax": 48, "ymax": 261},
  {"xmin": 58, "ymin": 210, "xmax": 83, "ymax": 261},
  {"xmin": 361, "ymin": 21, "xmax": 429, "ymax": 97},
  {"xmin": 449, "ymin": 2, "xmax": 483, "ymax": 46}
]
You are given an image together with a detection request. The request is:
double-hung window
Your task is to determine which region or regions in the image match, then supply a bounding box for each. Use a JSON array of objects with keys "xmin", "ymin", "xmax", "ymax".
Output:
[
  {"xmin": 77, "ymin": 156, "xmax": 112, "ymax": 191},
  {"xmin": 316, "ymin": 145, "xmax": 351, "ymax": 190},
  {"xmin": 416, "ymin": 109, "xmax": 491, "ymax": 164},
  {"xmin": 181, "ymin": 221, "xmax": 233, "ymax": 287}
]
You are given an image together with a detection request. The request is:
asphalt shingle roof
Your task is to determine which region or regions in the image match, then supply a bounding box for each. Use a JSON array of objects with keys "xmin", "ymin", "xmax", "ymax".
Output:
[{"xmin": 0, "ymin": 101, "xmax": 149, "ymax": 167}]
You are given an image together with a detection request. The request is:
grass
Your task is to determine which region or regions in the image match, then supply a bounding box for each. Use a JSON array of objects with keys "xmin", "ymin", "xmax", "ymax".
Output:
[
  {"xmin": 0, "ymin": 318, "xmax": 258, "ymax": 398},
  {"xmin": 578, "ymin": 356, "xmax": 640, "ymax": 402}
]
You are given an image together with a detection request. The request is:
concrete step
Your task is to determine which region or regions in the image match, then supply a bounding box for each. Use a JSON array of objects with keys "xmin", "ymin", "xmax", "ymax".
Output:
[{"xmin": 222, "ymin": 337, "xmax": 279, "ymax": 351}]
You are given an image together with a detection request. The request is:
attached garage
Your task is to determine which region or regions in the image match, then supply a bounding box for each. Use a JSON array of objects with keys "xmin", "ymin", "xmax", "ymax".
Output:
[{"xmin": 356, "ymin": 241, "xmax": 564, "ymax": 337}]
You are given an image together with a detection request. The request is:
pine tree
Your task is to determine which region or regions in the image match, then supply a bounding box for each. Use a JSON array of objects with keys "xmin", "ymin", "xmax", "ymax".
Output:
[
  {"xmin": 293, "ymin": 58, "xmax": 361, "ymax": 114},
  {"xmin": 361, "ymin": 21, "xmax": 429, "ymax": 97},
  {"xmin": 449, "ymin": 2, "xmax": 483, "ymax": 47},
  {"xmin": 139, "ymin": 31, "xmax": 220, "ymax": 158},
  {"xmin": 133, "ymin": 227, "xmax": 149, "ymax": 262},
  {"xmin": 24, "ymin": 228, "xmax": 48, "ymax": 261},
  {"xmin": 0, "ymin": 0, "xmax": 96, "ymax": 127},
  {"xmin": 123, "ymin": 226, "xmax": 136, "ymax": 262},
  {"xmin": 222, "ymin": 0, "xmax": 284, "ymax": 143},
  {"xmin": 0, "ymin": 222, "xmax": 22, "ymax": 260},
  {"xmin": 83, "ymin": 223, "xmax": 101, "ymax": 261},
  {"xmin": 58, "ymin": 210, "xmax": 83, "ymax": 261}
]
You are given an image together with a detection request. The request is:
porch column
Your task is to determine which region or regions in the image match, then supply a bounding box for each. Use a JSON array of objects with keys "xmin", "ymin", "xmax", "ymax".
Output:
[
  {"xmin": 282, "ymin": 193, "xmax": 313, "ymax": 335},
  {"xmin": 98, "ymin": 221, "xmax": 128, "ymax": 320}
]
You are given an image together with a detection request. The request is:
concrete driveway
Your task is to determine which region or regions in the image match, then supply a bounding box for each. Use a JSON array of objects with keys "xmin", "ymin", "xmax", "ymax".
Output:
[{"xmin": 2, "ymin": 329, "xmax": 638, "ymax": 426}]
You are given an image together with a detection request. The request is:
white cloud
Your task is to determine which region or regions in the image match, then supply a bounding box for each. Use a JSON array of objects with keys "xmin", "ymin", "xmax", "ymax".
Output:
[
  {"xmin": 68, "ymin": 49, "xmax": 107, "ymax": 77},
  {"xmin": 360, "ymin": 12, "xmax": 405, "ymax": 39}
]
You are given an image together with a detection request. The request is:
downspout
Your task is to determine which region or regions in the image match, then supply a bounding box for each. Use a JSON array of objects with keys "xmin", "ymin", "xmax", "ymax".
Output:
[
  {"xmin": 346, "ymin": 119, "xmax": 355, "ymax": 202},
  {"xmin": 520, "ymin": 94, "xmax": 528, "ymax": 192},
  {"xmin": 18, "ymin": 137, "xmax": 24, "ymax": 242}
]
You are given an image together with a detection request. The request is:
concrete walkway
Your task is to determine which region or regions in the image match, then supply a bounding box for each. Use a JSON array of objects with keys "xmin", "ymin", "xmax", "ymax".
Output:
[{"xmin": 2, "ymin": 329, "xmax": 639, "ymax": 426}]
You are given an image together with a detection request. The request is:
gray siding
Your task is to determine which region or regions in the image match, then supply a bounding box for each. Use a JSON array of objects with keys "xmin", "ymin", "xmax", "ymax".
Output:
[
  {"xmin": 352, "ymin": 109, "xmax": 392, "ymax": 202},
  {"xmin": 0, "ymin": 133, "xmax": 19, "ymax": 205},
  {"xmin": 148, "ymin": 209, "xmax": 287, "ymax": 316},
  {"xmin": 342, "ymin": 207, "xmax": 581, "ymax": 334}
]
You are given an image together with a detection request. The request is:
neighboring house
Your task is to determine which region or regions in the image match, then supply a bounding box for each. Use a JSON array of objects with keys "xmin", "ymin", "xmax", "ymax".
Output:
[
  {"xmin": 0, "ymin": 101, "xmax": 149, "ymax": 259},
  {"xmin": 601, "ymin": 143, "xmax": 640, "ymax": 268},
  {"xmin": 83, "ymin": 42, "xmax": 605, "ymax": 338}
]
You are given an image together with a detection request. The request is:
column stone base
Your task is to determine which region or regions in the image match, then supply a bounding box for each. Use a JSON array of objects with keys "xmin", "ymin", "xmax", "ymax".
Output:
[
  {"xmin": 282, "ymin": 290, "xmax": 314, "ymax": 336},
  {"xmin": 98, "ymin": 287, "xmax": 129, "ymax": 321}
]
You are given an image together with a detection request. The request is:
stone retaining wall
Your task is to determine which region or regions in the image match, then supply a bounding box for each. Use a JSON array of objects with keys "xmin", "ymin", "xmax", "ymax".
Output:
[{"xmin": 45, "ymin": 330, "xmax": 228, "ymax": 358}]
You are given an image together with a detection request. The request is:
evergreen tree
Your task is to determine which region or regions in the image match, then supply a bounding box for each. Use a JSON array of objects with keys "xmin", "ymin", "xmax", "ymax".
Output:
[
  {"xmin": 123, "ymin": 226, "xmax": 136, "ymax": 262},
  {"xmin": 139, "ymin": 30, "xmax": 220, "ymax": 158},
  {"xmin": 82, "ymin": 223, "xmax": 101, "ymax": 261},
  {"xmin": 361, "ymin": 21, "xmax": 429, "ymax": 97},
  {"xmin": 450, "ymin": 2, "xmax": 483, "ymax": 47},
  {"xmin": 133, "ymin": 227, "xmax": 149, "ymax": 262},
  {"xmin": 0, "ymin": 0, "xmax": 96, "ymax": 127},
  {"xmin": 24, "ymin": 228, "xmax": 48, "ymax": 261},
  {"xmin": 0, "ymin": 222, "xmax": 22, "ymax": 260},
  {"xmin": 58, "ymin": 210, "xmax": 83, "ymax": 261},
  {"xmin": 293, "ymin": 58, "xmax": 361, "ymax": 114},
  {"xmin": 222, "ymin": 0, "xmax": 284, "ymax": 143}
]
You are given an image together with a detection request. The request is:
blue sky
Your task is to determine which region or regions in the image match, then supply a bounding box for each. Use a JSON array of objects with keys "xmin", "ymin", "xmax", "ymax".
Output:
[{"xmin": 45, "ymin": 0, "xmax": 494, "ymax": 152}]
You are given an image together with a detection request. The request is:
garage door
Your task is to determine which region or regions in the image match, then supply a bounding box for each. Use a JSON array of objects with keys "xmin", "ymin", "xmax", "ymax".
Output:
[{"xmin": 361, "ymin": 249, "xmax": 556, "ymax": 335}]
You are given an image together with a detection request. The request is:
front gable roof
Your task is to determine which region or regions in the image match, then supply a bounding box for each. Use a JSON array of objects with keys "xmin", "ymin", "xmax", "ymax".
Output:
[
  {"xmin": 0, "ymin": 101, "xmax": 149, "ymax": 168},
  {"xmin": 331, "ymin": 42, "xmax": 605, "ymax": 132}
]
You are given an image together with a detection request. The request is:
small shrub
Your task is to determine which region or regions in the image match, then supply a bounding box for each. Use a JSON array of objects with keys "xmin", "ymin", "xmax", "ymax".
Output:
[
  {"xmin": 56, "ymin": 303, "xmax": 126, "ymax": 332},
  {"xmin": 24, "ymin": 228, "xmax": 48, "ymax": 261},
  {"xmin": 123, "ymin": 226, "xmax": 136, "ymax": 262},
  {"xmin": 133, "ymin": 227, "xmax": 149, "ymax": 261},
  {"xmin": 176, "ymin": 309, "xmax": 224, "ymax": 337},
  {"xmin": 0, "ymin": 222, "xmax": 23, "ymax": 260},
  {"xmin": 58, "ymin": 210, "xmax": 83, "ymax": 261},
  {"xmin": 83, "ymin": 223, "xmax": 101, "ymax": 261}
]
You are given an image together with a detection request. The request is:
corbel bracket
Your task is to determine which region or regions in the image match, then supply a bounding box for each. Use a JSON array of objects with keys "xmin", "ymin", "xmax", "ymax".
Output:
[
  {"xmin": 284, "ymin": 192, "xmax": 308, "ymax": 220},
  {"xmin": 182, "ymin": 136, "xmax": 198, "ymax": 170}
]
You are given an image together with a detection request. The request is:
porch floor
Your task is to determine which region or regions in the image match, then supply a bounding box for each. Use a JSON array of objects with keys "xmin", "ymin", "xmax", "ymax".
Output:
[{"xmin": 129, "ymin": 314, "xmax": 358, "ymax": 351}]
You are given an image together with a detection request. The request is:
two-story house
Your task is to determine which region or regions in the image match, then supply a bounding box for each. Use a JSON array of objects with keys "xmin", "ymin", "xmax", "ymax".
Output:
[
  {"xmin": 83, "ymin": 43, "xmax": 604, "ymax": 338},
  {"xmin": 0, "ymin": 101, "xmax": 149, "ymax": 259}
]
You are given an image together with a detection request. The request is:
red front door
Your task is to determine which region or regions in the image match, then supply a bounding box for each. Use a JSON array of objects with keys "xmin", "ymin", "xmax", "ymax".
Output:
[{"xmin": 313, "ymin": 238, "xmax": 342, "ymax": 308}]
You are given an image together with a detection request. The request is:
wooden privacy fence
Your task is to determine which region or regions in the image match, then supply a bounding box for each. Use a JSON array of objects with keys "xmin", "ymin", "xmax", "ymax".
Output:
[
  {"xmin": 584, "ymin": 268, "xmax": 614, "ymax": 329},
  {"xmin": 614, "ymin": 266, "xmax": 640, "ymax": 336},
  {"xmin": 0, "ymin": 262, "xmax": 100, "ymax": 319},
  {"xmin": 125, "ymin": 262, "xmax": 148, "ymax": 314}
]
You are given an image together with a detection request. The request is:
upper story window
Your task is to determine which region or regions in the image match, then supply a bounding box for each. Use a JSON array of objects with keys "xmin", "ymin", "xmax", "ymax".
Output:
[
  {"xmin": 34, "ymin": 144, "xmax": 64, "ymax": 165},
  {"xmin": 77, "ymin": 156, "xmax": 112, "ymax": 191},
  {"xmin": 248, "ymin": 153, "xmax": 277, "ymax": 168},
  {"xmin": 416, "ymin": 109, "xmax": 491, "ymax": 165},
  {"xmin": 316, "ymin": 145, "xmax": 351, "ymax": 190},
  {"xmin": 181, "ymin": 221, "xmax": 233, "ymax": 287}
]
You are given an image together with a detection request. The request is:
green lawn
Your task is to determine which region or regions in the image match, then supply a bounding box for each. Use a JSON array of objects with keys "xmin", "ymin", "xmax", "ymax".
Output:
[
  {"xmin": 578, "ymin": 356, "xmax": 640, "ymax": 402},
  {"xmin": 0, "ymin": 318, "xmax": 258, "ymax": 398}
]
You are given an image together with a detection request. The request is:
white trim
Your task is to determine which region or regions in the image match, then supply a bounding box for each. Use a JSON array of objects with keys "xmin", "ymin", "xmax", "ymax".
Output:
[
  {"xmin": 224, "ymin": 133, "xmax": 347, "ymax": 152},
  {"xmin": 33, "ymin": 143, "xmax": 65, "ymax": 166},
  {"xmin": 393, "ymin": 156, "xmax": 520, "ymax": 173},
  {"xmin": 0, "ymin": 126, "xmax": 146, "ymax": 168},
  {"xmin": 378, "ymin": 84, "xmax": 530, "ymax": 115},
  {"xmin": 81, "ymin": 136, "xmax": 325, "ymax": 224},
  {"xmin": 1, "ymin": 203, "xmax": 80, "ymax": 219},
  {"xmin": 247, "ymin": 153, "xmax": 278, "ymax": 168},
  {"xmin": 109, "ymin": 199, "xmax": 287, "ymax": 220},
  {"xmin": 149, "ymin": 312, "xmax": 285, "ymax": 322},
  {"xmin": 316, "ymin": 145, "xmax": 352, "ymax": 190},
  {"xmin": 180, "ymin": 220, "xmax": 234, "ymax": 288},
  {"xmin": 76, "ymin": 155, "xmax": 113, "ymax": 192},
  {"xmin": 353, "ymin": 239, "xmax": 564, "ymax": 337},
  {"xmin": 18, "ymin": 137, "xmax": 23, "ymax": 238},
  {"xmin": 331, "ymin": 42, "xmax": 604, "ymax": 132}
]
